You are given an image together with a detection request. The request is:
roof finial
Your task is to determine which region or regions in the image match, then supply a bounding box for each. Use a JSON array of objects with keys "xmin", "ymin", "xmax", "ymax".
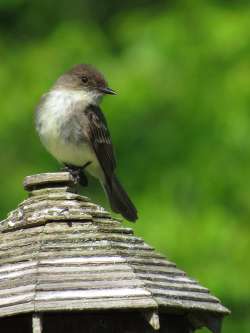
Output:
[{"xmin": 23, "ymin": 172, "xmax": 76, "ymax": 192}]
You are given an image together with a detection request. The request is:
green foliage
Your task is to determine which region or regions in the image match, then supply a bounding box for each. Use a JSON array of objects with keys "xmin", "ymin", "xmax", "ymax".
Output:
[{"xmin": 0, "ymin": 1, "xmax": 249, "ymax": 331}]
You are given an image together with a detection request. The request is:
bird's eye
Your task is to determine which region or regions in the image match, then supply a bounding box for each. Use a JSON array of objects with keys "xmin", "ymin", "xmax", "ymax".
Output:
[{"xmin": 81, "ymin": 76, "xmax": 88, "ymax": 83}]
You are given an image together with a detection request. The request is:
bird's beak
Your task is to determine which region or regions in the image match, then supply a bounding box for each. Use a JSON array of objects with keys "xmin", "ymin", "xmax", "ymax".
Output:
[{"xmin": 99, "ymin": 87, "xmax": 117, "ymax": 95}]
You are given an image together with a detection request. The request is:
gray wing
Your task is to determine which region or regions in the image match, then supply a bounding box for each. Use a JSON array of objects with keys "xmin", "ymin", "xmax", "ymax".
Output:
[{"xmin": 85, "ymin": 104, "xmax": 116, "ymax": 178}]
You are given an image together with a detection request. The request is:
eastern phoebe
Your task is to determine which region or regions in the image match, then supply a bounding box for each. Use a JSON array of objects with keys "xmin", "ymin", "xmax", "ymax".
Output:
[{"xmin": 35, "ymin": 64, "xmax": 138, "ymax": 222}]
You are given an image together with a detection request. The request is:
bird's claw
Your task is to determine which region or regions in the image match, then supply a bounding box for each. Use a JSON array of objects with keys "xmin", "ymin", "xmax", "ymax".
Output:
[{"xmin": 62, "ymin": 164, "xmax": 89, "ymax": 187}]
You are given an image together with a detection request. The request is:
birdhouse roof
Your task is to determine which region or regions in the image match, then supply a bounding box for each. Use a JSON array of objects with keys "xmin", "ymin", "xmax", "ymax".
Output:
[{"xmin": 0, "ymin": 173, "xmax": 229, "ymax": 332}]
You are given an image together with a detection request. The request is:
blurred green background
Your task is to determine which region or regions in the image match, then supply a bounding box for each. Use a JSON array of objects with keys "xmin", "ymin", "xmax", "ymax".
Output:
[{"xmin": 0, "ymin": 0, "xmax": 249, "ymax": 331}]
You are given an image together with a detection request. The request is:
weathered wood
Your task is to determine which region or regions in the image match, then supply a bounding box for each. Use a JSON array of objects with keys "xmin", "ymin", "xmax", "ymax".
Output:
[
  {"xmin": 24, "ymin": 172, "xmax": 74, "ymax": 191},
  {"xmin": 32, "ymin": 313, "xmax": 43, "ymax": 333},
  {"xmin": 0, "ymin": 292, "xmax": 34, "ymax": 307},
  {"xmin": 0, "ymin": 172, "xmax": 230, "ymax": 332},
  {"xmin": 148, "ymin": 288, "xmax": 219, "ymax": 302},
  {"xmin": 0, "ymin": 303, "xmax": 34, "ymax": 317},
  {"xmin": 143, "ymin": 310, "xmax": 160, "ymax": 330},
  {"xmin": 143, "ymin": 281, "xmax": 208, "ymax": 292},
  {"xmin": 35, "ymin": 297, "xmax": 156, "ymax": 312},
  {"xmin": 36, "ymin": 279, "xmax": 145, "ymax": 291},
  {"xmin": 136, "ymin": 273, "xmax": 197, "ymax": 284},
  {"xmin": 155, "ymin": 296, "xmax": 228, "ymax": 313},
  {"xmin": 0, "ymin": 284, "xmax": 36, "ymax": 296}
]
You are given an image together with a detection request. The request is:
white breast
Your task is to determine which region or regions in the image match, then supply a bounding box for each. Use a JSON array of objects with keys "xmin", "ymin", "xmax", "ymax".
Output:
[{"xmin": 36, "ymin": 89, "xmax": 102, "ymax": 179}]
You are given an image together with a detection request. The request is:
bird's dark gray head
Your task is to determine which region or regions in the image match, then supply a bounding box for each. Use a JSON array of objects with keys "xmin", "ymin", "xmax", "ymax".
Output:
[{"xmin": 54, "ymin": 64, "xmax": 116, "ymax": 96}]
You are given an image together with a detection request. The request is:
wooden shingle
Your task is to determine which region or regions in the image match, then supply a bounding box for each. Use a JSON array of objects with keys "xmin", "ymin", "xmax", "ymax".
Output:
[{"xmin": 0, "ymin": 173, "xmax": 230, "ymax": 332}]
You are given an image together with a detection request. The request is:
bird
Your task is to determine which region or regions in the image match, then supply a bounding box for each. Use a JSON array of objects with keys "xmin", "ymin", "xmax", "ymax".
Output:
[{"xmin": 35, "ymin": 64, "xmax": 138, "ymax": 222}]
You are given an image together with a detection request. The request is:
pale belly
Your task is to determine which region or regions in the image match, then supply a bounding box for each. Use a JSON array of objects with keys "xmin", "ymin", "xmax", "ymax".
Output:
[
  {"xmin": 42, "ymin": 136, "xmax": 103, "ymax": 180},
  {"xmin": 36, "ymin": 89, "xmax": 104, "ymax": 180},
  {"xmin": 44, "ymin": 135, "xmax": 94, "ymax": 167}
]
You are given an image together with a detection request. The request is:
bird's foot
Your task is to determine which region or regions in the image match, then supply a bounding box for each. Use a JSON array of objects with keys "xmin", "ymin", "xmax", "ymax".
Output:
[
  {"xmin": 62, "ymin": 165, "xmax": 81, "ymax": 184},
  {"xmin": 62, "ymin": 164, "xmax": 89, "ymax": 187}
]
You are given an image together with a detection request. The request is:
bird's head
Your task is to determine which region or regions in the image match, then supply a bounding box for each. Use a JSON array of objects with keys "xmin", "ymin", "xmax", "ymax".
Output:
[{"xmin": 54, "ymin": 64, "xmax": 116, "ymax": 102}]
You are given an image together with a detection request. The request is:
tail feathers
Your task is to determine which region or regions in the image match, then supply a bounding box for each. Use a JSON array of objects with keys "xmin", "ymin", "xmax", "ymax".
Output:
[{"xmin": 104, "ymin": 175, "xmax": 138, "ymax": 222}]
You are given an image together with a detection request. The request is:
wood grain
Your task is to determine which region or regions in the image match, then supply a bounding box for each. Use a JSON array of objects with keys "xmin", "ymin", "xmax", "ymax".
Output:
[{"xmin": 0, "ymin": 172, "xmax": 230, "ymax": 333}]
